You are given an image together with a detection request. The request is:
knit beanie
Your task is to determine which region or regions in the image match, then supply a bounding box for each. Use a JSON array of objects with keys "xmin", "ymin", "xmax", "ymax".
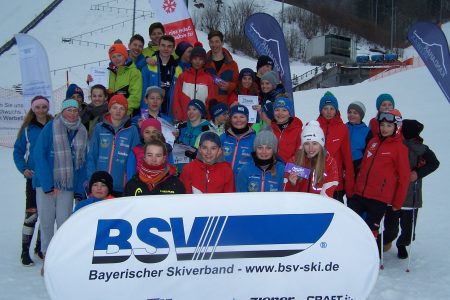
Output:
[
  {"xmin": 256, "ymin": 55, "xmax": 274, "ymax": 71},
  {"xmin": 108, "ymin": 43, "xmax": 129, "ymax": 61},
  {"xmin": 301, "ymin": 120, "xmax": 325, "ymax": 147},
  {"xmin": 199, "ymin": 131, "xmax": 221, "ymax": 147},
  {"xmin": 239, "ymin": 68, "xmax": 256, "ymax": 81},
  {"xmin": 188, "ymin": 99, "xmax": 206, "ymax": 117},
  {"xmin": 253, "ymin": 128, "xmax": 278, "ymax": 153},
  {"xmin": 66, "ymin": 84, "xmax": 84, "ymax": 102},
  {"xmin": 31, "ymin": 96, "xmax": 49, "ymax": 112},
  {"xmin": 347, "ymin": 101, "xmax": 366, "ymax": 120},
  {"xmin": 376, "ymin": 93, "xmax": 395, "ymax": 111},
  {"xmin": 61, "ymin": 98, "xmax": 79, "ymax": 111},
  {"xmin": 89, "ymin": 171, "xmax": 113, "ymax": 194},
  {"xmin": 229, "ymin": 104, "xmax": 249, "ymax": 119},
  {"xmin": 140, "ymin": 118, "xmax": 162, "ymax": 135},
  {"xmin": 319, "ymin": 91, "xmax": 339, "ymax": 112},
  {"xmin": 145, "ymin": 86, "xmax": 165, "ymax": 98},
  {"xmin": 209, "ymin": 102, "xmax": 229, "ymax": 119},
  {"xmin": 273, "ymin": 97, "xmax": 294, "ymax": 116},
  {"xmin": 190, "ymin": 43, "xmax": 207, "ymax": 61},
  {"xmin": 108, "ymin": 94, "xmax": 128, "ymax": 111},
  {"xmin": 175, "ymin": 41, "xmax": 193, "ymax": 58},
  {"xmin": 260, "ymin": 70, "xmax": 280, "ymax": 87},
  {"xmin": 402, "ymin": 119, "xmax": 424, "ymax": 140}
]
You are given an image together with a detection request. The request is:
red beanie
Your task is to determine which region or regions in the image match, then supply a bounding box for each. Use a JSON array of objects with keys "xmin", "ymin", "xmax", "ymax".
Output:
[
  {"xmin": 140, "ymin": 118, "xmax": 162, "ymax": 135},
  {"xmin": 108, "ymin": 43, "xmax": 129, "ymax": 61},
  {"xmin": 108, "ymin": 94, "xmax": 128, "ymax": 111}
]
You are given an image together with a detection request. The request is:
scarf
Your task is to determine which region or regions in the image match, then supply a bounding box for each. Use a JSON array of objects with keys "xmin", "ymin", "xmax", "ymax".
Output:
[
  {"xmin": 52, "ymin": 115, "xmax": 87, "ymax": 190},
  {"xmin": 138, "ymin": 160, "xmax": 169, "ymax": 191},
  {"xmin": 230, "ymin": 125, "xmax": 250, "ymax": 136}
]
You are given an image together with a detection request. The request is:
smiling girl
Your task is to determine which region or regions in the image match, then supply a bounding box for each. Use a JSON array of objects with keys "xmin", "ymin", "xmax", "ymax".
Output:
[{"xmin": 284, "ymin": 121, "xmax": 339, "ymax": 198}]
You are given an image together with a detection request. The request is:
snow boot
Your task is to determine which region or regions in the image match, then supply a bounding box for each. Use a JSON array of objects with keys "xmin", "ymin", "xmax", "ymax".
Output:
[
  {"xmin": 397, "ymin": 245, "xmax": 408, "ymax": 259},
  {"xmin": 383, "ymin": 242, "xmax": 392, "ymax": 252},
  {"xmin": 34, "ymin": 231, "xmax": 44, "ymax": 259},
  {"xmin": 21, "ymin": 247, "xmax": 34, "ymax": 266}
]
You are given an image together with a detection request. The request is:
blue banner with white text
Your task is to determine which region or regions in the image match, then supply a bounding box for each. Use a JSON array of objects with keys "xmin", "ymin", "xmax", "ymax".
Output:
[
  {"xmin": 244, "ymin": 13, "xmax": 294, "ymax": 106},
  {"xmin": 408, "ymin": 22, "xmax": 450, "ymax": 104}
]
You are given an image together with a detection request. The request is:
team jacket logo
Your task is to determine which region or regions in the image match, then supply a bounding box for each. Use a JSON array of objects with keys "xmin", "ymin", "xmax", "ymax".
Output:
[{"xmin": 92, "ymin": 214, "xmax": 334, "ymax": 264}]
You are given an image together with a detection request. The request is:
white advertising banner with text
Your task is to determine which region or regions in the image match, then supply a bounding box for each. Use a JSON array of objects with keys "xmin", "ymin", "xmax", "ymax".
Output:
[{"xmin": 45, "ymin": 192, "xmax": 379, "ymax": 300}]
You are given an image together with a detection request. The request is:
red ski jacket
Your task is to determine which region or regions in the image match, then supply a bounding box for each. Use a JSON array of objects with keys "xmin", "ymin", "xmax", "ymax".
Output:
[
  {"xmin": 369, "ymin": 117, "xmax": 379, "ymax": 137},
  {"xmin": 317, "ymin": 113, "xmax": 355, "ymax": 197},
  {"xmin": 180, "ymin": 159, "xmax": 235, "ymax": 193},
  {"xmin": 270, "ymin": 117, "xmax": 303, "ymax": 163},
  {"xmin": 205, "ymin": 48, "xmax": 239, "ymax": 105},
  {"xmin": 284, "ymin": 152, "xmax": 339, "ymax": 198},
  {"xmin": 354, "ymin": 132, "xmax": 410, "ymax": 209},
  {"xmin": 172, "ymin": 67, "xmax": 215, "ymax": 122}
]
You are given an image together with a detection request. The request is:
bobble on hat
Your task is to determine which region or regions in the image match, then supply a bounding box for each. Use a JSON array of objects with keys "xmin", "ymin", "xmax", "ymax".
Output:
[
  {"xmin": 253, "ymin": 128, "xmax": 278, "ymax": 153},
  {"xmin": 108, "ymin": 43, "xmax": 129, "ymax": 61},
  {"xmin": 376, "ymin": 93, "xmax": 395, "ymax": 111},
  {"xmin": 140, "ymin": 118, "xmax": 162, "ymax": 135},
  {"xmin": 347, "ymin": 101, "xmax": 366, "ymax": 120},
  {"xmin": 108, "ymin": 94, "xmax": 128, "ymax": 111},
  {"xmin": 301, "ymin": 120, "xmax": 325, "ymax": 147},
  {"xmin": 319, "ymin": 91, "xmax": 338, "ymax": 112},
  {"xmin": 190, "ymin": 43, "xmax": 207, "ymax": 61},
  {"xmin": 89, "ymin": 171, "xmax": 113, "ymax": 194}
]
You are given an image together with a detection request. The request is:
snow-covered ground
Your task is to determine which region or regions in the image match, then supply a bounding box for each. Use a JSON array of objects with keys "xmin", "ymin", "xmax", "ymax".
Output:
[{"xmin": 1, "ymin": 0, "xmax": 450, "ymax": 299}]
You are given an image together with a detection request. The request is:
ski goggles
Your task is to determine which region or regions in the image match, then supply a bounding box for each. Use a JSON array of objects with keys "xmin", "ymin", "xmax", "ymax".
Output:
[{"xmin": 378, "ymin": 112, "xmax": 401, "ymax": 123}]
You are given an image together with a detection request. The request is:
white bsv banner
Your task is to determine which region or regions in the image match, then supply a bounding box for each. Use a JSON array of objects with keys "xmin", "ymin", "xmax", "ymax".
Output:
[
  {"xmin": 15, "ymin": 34, "xmax": 53, "ymax": 114},
  {"xmin": 45, "ymin": 193, "xmax": 379, "ymax": 300}
]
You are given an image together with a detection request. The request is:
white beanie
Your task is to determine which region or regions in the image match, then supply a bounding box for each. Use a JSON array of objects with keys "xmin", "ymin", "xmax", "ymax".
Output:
[{"xmin": 301, "ymin": 120, "xmax": 325, "ymax": 147}]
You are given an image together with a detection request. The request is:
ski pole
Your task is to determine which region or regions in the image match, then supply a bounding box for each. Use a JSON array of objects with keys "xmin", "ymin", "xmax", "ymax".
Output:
[
  {"xmin": 380, "ymin": 215, "xmax": 385, "ymax": 270},
  {"xmin": 406, "ymin": 181, "xmax": 418, "ymax": 272}
]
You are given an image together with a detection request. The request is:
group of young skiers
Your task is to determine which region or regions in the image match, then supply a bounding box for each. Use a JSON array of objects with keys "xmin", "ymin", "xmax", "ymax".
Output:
[{"xmin": 12, "ymin": 23, "xmax": 439, "ymax": 276}]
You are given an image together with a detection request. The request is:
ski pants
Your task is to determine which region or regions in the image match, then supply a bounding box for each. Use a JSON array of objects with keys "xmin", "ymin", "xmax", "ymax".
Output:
[
  {"xmin": 382, "ymin": 206, "xmax": 418, "ymax": 246},
  {"xmin": 348, "ymin": 195, "xmax": 388, "ymax": 237},
  {"xmin": 36, "ymin": 188, "xmax": 74, "ymax": 254}
]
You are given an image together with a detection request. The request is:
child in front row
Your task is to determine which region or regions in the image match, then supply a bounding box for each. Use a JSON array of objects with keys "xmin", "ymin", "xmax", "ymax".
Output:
[
  {"xmin": 180, "ymin": 132, "xmax": 235, "ymax": 193},
  {"xmin": 285, "ymin": 121, "xmax": 339, "ymax": 198},
  {"xmin": 74, "ymin": 171, "xmax": 114, "ymax": 212}
]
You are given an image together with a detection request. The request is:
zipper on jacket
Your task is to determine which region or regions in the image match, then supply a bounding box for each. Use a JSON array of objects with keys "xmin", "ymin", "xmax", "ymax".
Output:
[
  {"xmin": 194, "ymin": 69, "xmax": 198, "ymax": 100},
  {"xmin": 361, "ymin": 139, "xmax": 383, "ymax": 197},
  {"xmin": 231, "ymin": 137, "xmax": 241, "ymax": 169},
  {"xmin": 205, "ymin": 167, "xmax": 209, "ymax": 193},
  {"xmin": 261, "ymin": 171, "xmax": 266, "ymax": 192}
]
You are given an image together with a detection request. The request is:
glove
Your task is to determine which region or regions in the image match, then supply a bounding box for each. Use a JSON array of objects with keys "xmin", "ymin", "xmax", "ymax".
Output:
[{"xmin": 185, "ymin": 149, "xmax": 197, "ymax": 160}]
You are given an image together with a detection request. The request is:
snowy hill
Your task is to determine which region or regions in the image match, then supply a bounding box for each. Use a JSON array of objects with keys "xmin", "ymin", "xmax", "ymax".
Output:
[{"xmin": 1, "ymin": 0, "xmax": 450, "ymax": 299}]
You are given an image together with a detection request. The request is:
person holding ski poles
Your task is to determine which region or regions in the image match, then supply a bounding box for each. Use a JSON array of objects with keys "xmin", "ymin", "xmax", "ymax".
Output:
[{"xmin": 381, "ymin": 119, "xmax": 440, "ymax": 259}]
